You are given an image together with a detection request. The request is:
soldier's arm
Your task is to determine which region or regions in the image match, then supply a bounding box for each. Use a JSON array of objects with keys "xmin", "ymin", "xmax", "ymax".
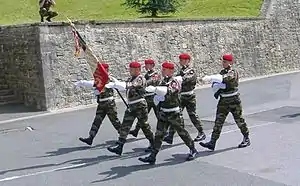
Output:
[
  {"xmin": 126, "ymin": 76, "xmax": 145, "ymax": 89},
  {"xmin": 146, "ymin": 74, "xmax": 161, "ymax": 86},
  {"xmin": 182, "ymin": 69, "xmax": 197, "ymax": 84},
  {"xmin": 222, "ymin": 70, "xmax": 237, "ymax": 85}
]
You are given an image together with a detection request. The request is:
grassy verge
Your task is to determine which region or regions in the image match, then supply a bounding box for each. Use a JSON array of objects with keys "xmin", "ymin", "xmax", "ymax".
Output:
[{"xmin": 0, "ymin": 0, "xmax": 263, "ymax": 25}]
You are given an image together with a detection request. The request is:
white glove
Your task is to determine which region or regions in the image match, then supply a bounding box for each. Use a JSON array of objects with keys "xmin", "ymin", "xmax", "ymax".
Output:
[
  {"xmin": 202, "ymin": 74, "xmax": 223, "ymax": 83},
  {"xmin": 93, "ymin": 88, "xmax": 100, "ymax": 96},
  {"xmin": 155, "ymin": 86, "xmax": 168, "ymax": 96},
  {"xmin": 74, "ymin": 80, "xmax": 94, "ymax": 88},
  {"xmin": 114, "ymin": 81, "xmax": 126, "ymax": 91},
  {"xmin": 153, "ymin": 95, "xmax": 165, "ymax": 105},
  {"xmin": 145, "ymin": 85, "xmax": 156, "ymax": 93},
  {"xmin": 109, "ymin": 76, "xmax": 119, "ymax": 83},
  {"xmin": 202, "ymin": 75, "xmax": 212, "ymax": 82},
  {"xmin": 174, "ymin": 76, "xmax": 183, "ymax": 85},
  {"xmin": 212, "ymin": 82, "xmax": 226, "ymax": 94},
  {"xmin": 105, "ymin": 82, "xmax": 115, "ymax": 89}
]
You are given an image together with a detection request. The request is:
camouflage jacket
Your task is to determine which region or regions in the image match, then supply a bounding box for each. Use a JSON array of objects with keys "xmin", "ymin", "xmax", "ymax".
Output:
[
  {"xmin": 218, "ymin": 67, "xmax": 239, "ymax": 95},
  {"xmin": 145, "ymin": 70, "xmax": 160, "ymax": 96},
  {"xmin": 145, "ymin": 70, "xmax": 160, "ymax": 86},
  {"xmin": 125, "ymin": 74, "xmax": 146, "ymax": 102},
  {"xmin": 39, "ymin": 0, "xmax": 55, "ymax": 9},
  {"xmin": 158, "ymin": 76, "xmax": 181, "ymax": 109},
  {"xmin": 95, "ymin": 78, "xmax": 114, "ymax": 99},
  {"xmin": 176, "ymin": 66, "xmax": 197, "ymax": 92}
]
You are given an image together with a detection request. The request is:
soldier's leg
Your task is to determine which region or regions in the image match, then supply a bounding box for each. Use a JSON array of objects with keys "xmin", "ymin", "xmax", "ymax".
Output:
[
  {"xmin": 170, "ymin": 111, "xmax": 198, "ymax": 161},
  {"xmin": 163, "ymin": 105, "xmax": 182, "ymax": 144},
  {"xmin": 79, "ymin": 104, "xmax": 106, "ymax": 145},
  {"xmin": 107, "ymin": 109, "xmax": 135, "ymax": 155},
  {"xmin": 129, "ymin": 103, "xmax": 151, "ymax": 137},
  {"xmin": 199, "ymin": 100, "xmax": 229, "ymax": 151},
  {"xmin": 139, "ymin": 111, "xmax": 169, "ymax": 164},
  {"xmin": 46, "ymin": 10, "xmax": 58, "ymax": 22},
  {"xmin": 136, "ymin": 105, "xmax": 154, "ymax": 151},
  {"xmin": 39, "ymin": 8, "xmax": 47, "ymax": 22},
  {"xmin": 230, "ymin": 100, "xmax": 250, "ymax": 148},
  {"xmin": 106, "ymin": 101, "xmax": 122, "ymax": 133},
  {"xmin": 185, "ymin": 95, "xmax": 206, "ymax": 141}
]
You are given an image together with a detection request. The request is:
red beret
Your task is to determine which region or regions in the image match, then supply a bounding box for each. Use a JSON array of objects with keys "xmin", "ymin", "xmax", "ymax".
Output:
[
  {"xmin": 162, "ymin": 61, "xmax": 175, "ymax": 69},
  {"xmin": 223, "ymin": 54, "xmax": 233, "ymax": 61},
  {"xmin": 179, "ymin": 53, "xmax": 191, "ymax": 60},
  {"xmin": 101, "ymin": 63, "xmax": 109, "ymax": 68},
  {"xmin": 129, "ymin": 61, "xmax": 141, "ymax": 68},
  {"xmin": 144, "ymin": 59, "xmax": 155, "ymax": 65}
]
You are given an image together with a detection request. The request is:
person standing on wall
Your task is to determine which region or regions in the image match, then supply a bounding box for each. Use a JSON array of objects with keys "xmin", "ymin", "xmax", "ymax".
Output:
[{"xmin": 39, "ymin": 0, "xmax": 58, "ymax": 22}]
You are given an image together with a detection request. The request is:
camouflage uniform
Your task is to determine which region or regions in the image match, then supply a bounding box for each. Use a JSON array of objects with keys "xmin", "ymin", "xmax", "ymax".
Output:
[
  {"xmin": 129, "ymin": 70, "xmax": 160, "ymax": 137},
  {"xmin": 138, "ymin": 75, "xmax": 198, "ymax": 164},
  {"xmin": 164, "ymin": 65, "xmax": 206, "ymax": 143},
  {"xmin": 199, "ymin": 67, "xmax": 250, "ymax": 151},
  {"xmin": 39, "ymin": 0, "xmax": 58, "ymax": 22},
  {"xmin": 79, "ymin": 78, "xmax": 121, "ymax": 146},
  {"xmin": 107, "ymin": 74, "xmax": 155, "ymax": 155}
]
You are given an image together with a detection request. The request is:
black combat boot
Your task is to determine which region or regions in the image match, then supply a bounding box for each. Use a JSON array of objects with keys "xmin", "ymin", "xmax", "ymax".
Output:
[
  {"xmin": 129, "ymin": 129, "xmax": 139, "ymax": 137},
  {"xmin": 138, "ymin": 150, "xmax": 158, "ymax": 165},
  {"xmin": 41, "ymin": 16, "xmax": 44, "ymax": 22},
  {"xmin": 79, "ymin": 136, "xmax": 93, "ymax": 146},
  {"xmin": 144, "ymin": 139, "xmax": 155, "ymax": 153},
  {"xmin": 46, "ymin": 17, "xmax": 52, "ymax": 22},
  {"xmin": 238, "ymin": 134, "xmax": 250, "ymax": 148},
  {"xmin": 186, "ymin": 148, "xmax": 198, "ymax": 161},
  {"xmin": 199, "ymin": 139, "xmax": 217, "ymax": 151},
  {"xmin": 163, "ymin": 135, "xmax": 173, "ymax": 145},
  {"xmin": 194, "ymin": 131, "xmax": 206, "ymax": 142},
  {"xmin": 107, "ymin": 143, "xmax": 123, "ymax": 156}
]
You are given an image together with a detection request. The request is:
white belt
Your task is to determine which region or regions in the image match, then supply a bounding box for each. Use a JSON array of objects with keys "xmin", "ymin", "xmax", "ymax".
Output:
[
  {"xmin": 180, "ymin": 90, "xmax": 194, "ymax": 95},
  {"xmin": 128, "ymin": 98, "xmax": 145, "ymax": 105},
  {"xmin": 99, "ymin": 96, "xmax": 114, "ymax": 102},
  {"xmin": 220, "ymin": 92, "xmax": 238, "ymax": 97},
  {"xmin": 161, "ymin": 106, "xmax": 180, "ymax": 112},
  {"xmin": 145, "ymin": 92, "xmax": 155, "ymax": 97}
]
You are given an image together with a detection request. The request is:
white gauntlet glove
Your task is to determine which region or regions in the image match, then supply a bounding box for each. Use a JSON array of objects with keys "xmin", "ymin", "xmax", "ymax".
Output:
[{"xmin": 202, "ymin": 74, "xmax": 223, "ymax": 83}]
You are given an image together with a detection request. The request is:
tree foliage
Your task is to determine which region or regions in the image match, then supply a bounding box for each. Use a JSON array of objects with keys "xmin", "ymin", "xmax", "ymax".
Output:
[{"xmin": 123, "ymin": 0, "xmax": 183, "ymax": 17}]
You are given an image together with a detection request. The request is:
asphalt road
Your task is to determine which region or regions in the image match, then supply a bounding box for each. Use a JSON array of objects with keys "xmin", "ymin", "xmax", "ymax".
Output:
[{"xmin": 0, "ymin": 72, "xmax": 300, "ymax": 186}]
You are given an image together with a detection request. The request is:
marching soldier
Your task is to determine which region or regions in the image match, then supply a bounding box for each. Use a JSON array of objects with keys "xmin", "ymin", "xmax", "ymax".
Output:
[
  {"xmin": 199, "ymin": 54, "xmax": 250, "ymax": 151},
  {"xmin": 105, "ymin": 61, "xmax": 155, "ymax": 155},
  {"xmin": 138, "ymin": 61, "xmax": 198, "ymax": 165},
  {"xmin": 75, "ymin": 63, "xmax": 122, "ymax": 146},
  {"xmin": 129, "ymin": 59, "xmax": 160, "ymax": 137},
  {"xmin": 163, "ymin": 53, "xmax": 206, "ymax": 144},
  {"xmin": 39, "ymin": 0, "xmax": 58, "ymax": 22}
]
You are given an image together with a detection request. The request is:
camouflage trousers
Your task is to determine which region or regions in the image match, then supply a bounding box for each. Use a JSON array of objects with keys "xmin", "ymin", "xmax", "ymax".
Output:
[
  {"xmin": 211, "ymin": 95, "xmax": 249, "ymax": 140},
  {"xmin": 167, "ymin": 93, "xmax": 204, "ymax": 137},
  {"xmin": 131, "ymin": 96, "xmax": 159, "ymax": 131},
  {"xmin": 153, "ymin": 110, "xmax": 195, "ymax": 152},
  {"xmin": 118, "ymin": 100, "xmax": 154, "ymax": 144},
  {"xmin": 39, "ymin": 8, "xmax": 58, "ymax": 21},
  {"xmin": 89, "ymin": 100, "xmax": 121, "ymax": 138}
]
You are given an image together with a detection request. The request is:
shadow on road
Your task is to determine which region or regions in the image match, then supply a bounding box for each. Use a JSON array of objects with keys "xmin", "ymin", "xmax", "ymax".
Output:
[
  {"xmin": 91, "ymin": 146, "xmax": 238, "ymax": 183},
  {"xmin": 34, "ymin": 138, "xmax": 146, "ymax": 158}
]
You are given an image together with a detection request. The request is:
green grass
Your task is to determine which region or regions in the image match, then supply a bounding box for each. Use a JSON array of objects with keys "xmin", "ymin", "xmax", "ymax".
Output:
[{"xmin": 0, "ymin": 0, "xmax": 263, "ymax": 25}]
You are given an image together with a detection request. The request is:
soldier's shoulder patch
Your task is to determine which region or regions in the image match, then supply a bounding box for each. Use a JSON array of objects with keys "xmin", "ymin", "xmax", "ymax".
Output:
[
  {"xmin": 169, "ymin": 80, "xmax": 180, "ymax": 90},
  {"xmin": 151, "ymin": 73, "xmax": 160, "ymax": 80}
]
